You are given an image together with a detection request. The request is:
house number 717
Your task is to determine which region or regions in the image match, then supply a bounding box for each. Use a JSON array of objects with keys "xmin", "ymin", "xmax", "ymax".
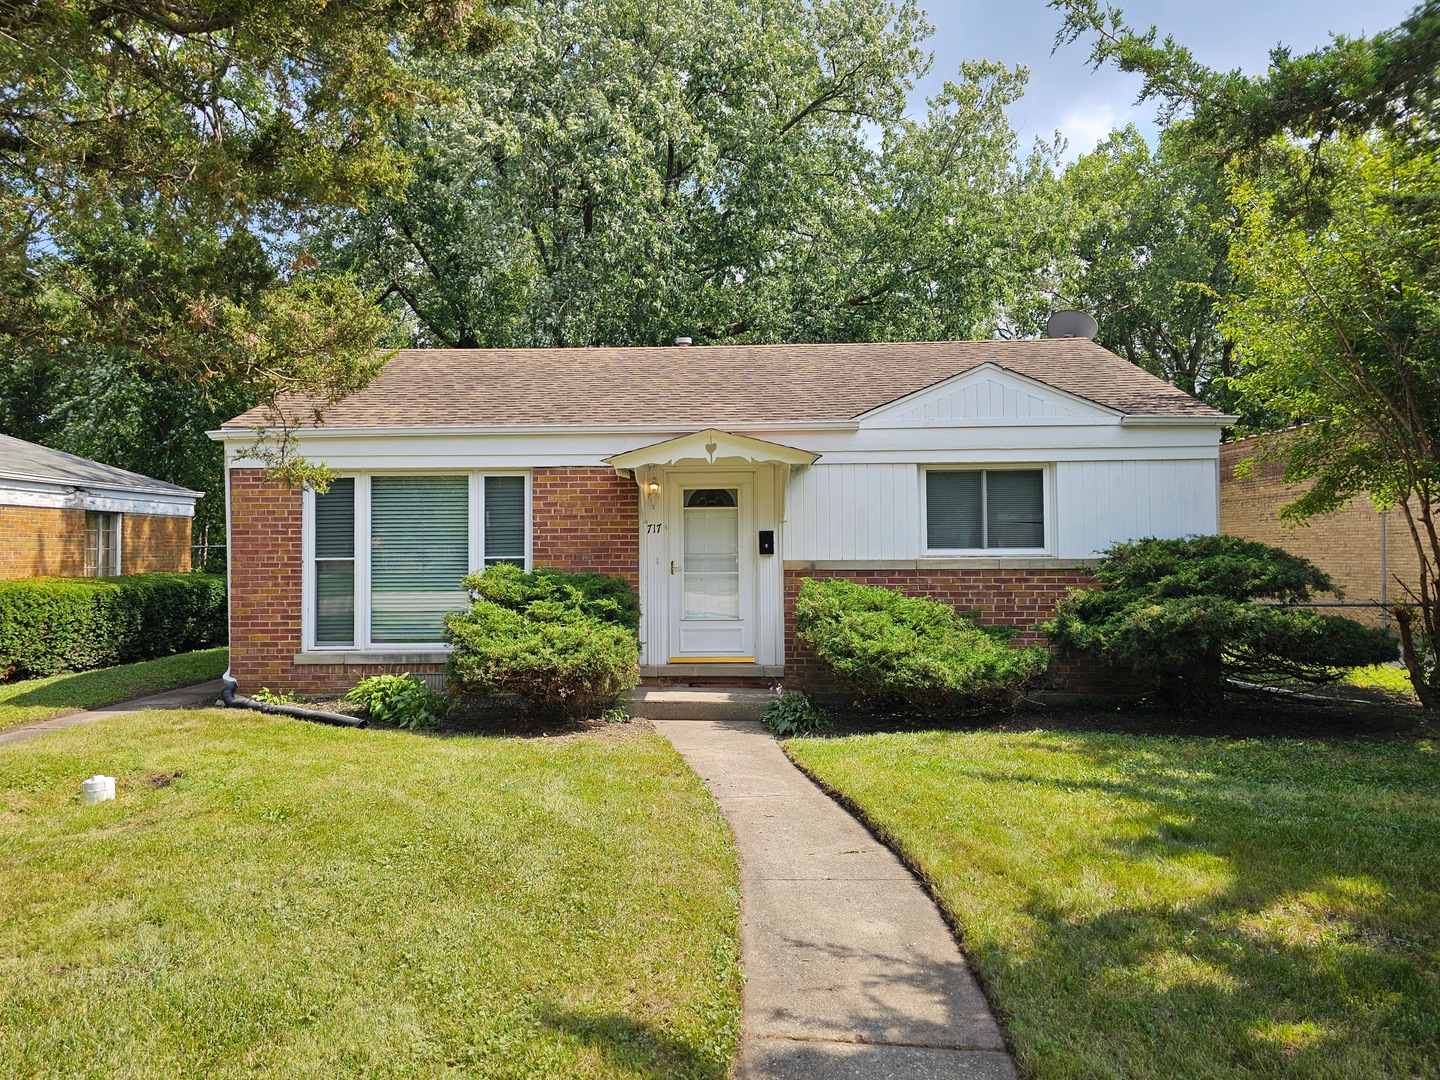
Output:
[{"xmin": 645, "ymin": 523, "xmax": 662, "ymax": 533}]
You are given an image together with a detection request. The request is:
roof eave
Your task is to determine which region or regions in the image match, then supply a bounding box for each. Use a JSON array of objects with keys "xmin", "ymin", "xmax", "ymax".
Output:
[
  {"xmin": 1119, "ymin": 414, "xmax": 1238, "ymax": 428},
  {"xmin": 0, "ymin": 471, "xmax": 204, "ymax": 500},
  {"xmin": 210, "ymin": 420, "xmax": 865, "ymax": 441}
]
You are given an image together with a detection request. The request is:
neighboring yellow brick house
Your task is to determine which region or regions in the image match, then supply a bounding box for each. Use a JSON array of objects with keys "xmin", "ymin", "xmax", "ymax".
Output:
[
  {"xmin": 0, "ymin": 435, "xmax": 202, "ymax": 579},
  {"xmin": 1220, "ymin": 434, "xmax": 1421, "ymax": 628}
]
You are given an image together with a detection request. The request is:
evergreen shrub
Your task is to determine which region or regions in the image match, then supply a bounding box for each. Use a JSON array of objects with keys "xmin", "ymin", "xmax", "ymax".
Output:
[
  {"xmin": 793, "ymin": 578, "xmax": 1048, "ymax": 710},
  {"xmin": 445, "ymin": 565, "xmax": 639, "ymax": 717}
]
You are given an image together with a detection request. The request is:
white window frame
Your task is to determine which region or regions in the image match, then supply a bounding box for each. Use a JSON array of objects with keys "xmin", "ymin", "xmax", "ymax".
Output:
[
  {"xmin": 920, "ymin": 465, "xmax": 1053, "ymax": 556},
  {"xmin": 301, "ymin": 470, "xmax": 532, "ymax": 653},
  {"xmin": 84, "ymin": 510, "xmax": 122, "ymax": 576}
]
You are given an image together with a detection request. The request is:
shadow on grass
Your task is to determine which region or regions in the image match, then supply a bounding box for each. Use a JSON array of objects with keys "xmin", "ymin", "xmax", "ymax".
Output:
[
  {"xmin": 536, "ymin": 1004, "xmax": 731, "ymax": 1080},
  {"xmin": 817, "ymin": 736, "xmax": 1440, "ymax": 1078}
]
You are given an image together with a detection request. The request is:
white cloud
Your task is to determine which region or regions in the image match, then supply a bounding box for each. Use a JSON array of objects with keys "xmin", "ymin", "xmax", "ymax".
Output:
[{"xmin": 1055, "ymin": 103, "xmax": 1124, "ymax": 161}]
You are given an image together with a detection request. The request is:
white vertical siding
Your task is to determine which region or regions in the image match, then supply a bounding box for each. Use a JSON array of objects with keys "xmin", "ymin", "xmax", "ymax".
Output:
[
  {"xmin": 1055, "ymin": 459, "xmax": 1218, "ymax": 558},
  {"xmin": 883, "ymin": 376, "xmax": 1079, "ymax": 421},
  {"xmin": 785, "ymin": 458, "xmax": 1217, "ymax": 562},
  {"xmin": 785, "ymin": 463, "xmax": 920, "ymax": 560}
]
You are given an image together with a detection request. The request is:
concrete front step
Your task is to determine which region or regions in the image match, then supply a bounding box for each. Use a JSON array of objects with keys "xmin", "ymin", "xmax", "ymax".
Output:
[{"xmin": 625, "ymin": 686, "xmax": 775, "ymax": 721}]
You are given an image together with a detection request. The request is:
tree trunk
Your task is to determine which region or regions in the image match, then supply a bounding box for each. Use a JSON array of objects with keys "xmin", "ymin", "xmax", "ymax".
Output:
[{"xmin": 1392, "ymin": 605, "xmax": 1436, "ymax": 710}]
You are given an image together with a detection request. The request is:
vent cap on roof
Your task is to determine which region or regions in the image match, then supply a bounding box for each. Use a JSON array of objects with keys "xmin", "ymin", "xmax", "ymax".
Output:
[
  {"xmin": 674, "ymin": 336, "xmax": 693, "ymax": 346},
  {"xmin": 1045, "ymin": 310, "xmax": 1099, "ymax": 340}
]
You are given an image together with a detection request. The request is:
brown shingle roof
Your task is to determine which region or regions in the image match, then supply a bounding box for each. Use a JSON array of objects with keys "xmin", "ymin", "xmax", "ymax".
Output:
[{"xmin": 222, "ymin": 339, "xmax": 1223, "ymax": 429}]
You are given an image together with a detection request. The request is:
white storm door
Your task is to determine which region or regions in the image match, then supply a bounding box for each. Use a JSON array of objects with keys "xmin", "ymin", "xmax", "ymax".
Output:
[{"xmin": 668, "ymin": 475, "xmax": 755, "ymax": 661}]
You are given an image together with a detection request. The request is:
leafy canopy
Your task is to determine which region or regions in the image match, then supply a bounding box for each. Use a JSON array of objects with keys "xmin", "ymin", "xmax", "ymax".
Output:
[{"xmin": 319, "ymin": 0, "xmax": 1069, "ymax": 348}]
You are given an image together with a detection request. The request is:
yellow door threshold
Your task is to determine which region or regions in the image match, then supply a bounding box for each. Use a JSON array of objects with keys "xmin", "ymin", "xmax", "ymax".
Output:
[{"xmin": 668, "ymin": 656, "xmax": 756, "ymax": 664}]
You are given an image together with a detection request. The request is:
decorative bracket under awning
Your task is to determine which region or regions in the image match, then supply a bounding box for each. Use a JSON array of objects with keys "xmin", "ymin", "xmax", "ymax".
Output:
[
  {"xmin": 604, "ymin": 428, "xmax": 819, "ymax": 523},
  {"xmin": 602, "ymin": 428, "xmax": 820, "ymax": 472}
]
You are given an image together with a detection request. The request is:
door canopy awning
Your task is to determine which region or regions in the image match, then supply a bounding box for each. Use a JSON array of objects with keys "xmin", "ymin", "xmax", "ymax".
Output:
[{"xmin": 603, "ymin": 428, "xmax": 820, "ymax": 473}]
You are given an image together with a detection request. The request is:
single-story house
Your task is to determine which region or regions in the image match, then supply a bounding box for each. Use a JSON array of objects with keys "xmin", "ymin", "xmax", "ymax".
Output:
[
  {"xmin": 1220, "ymin": 434, "xmax": 1419, "ymax": 629},
  {"xmin": 0, "ymin": 434, "xmax": 202, "ymax": 580},
  {"xmin": 212, "ymin": 340, "xmax": 1233, "ymax": 694}
]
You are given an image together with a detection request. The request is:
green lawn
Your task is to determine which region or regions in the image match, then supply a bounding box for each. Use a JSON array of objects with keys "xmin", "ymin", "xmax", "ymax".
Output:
[
  {"xmin": 787, "ymin": 730, "xmax": 1440, "ymax": 1080},
  {"xmin": 0, "ymin": 709, "xmax": 741, "ymax": 1078},
  {"xmin": 0, "ymin": 647, "xmax": 228, "ymax": 730}
]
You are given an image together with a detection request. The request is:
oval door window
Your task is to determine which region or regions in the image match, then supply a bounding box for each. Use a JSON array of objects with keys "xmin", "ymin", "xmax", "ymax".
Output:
[{"xmin": 683, "ymin": 488, "xmax": 739, "ymax": 619}]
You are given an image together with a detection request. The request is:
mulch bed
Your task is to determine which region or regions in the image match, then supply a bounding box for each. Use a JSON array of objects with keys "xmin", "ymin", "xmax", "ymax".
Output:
[{"xmin": 814, "ymin": 683, "xmax": 1427, "ymax": 741}]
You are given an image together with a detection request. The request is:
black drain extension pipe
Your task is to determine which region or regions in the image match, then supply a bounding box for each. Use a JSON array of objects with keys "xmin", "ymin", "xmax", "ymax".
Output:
[{"xmin": 220, "ymin": 678, "xmax": 367, "ymax": 728}]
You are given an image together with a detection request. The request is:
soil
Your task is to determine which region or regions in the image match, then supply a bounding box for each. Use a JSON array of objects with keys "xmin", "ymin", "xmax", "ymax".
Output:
[{"xmin": 816, "ymin": 683, "xmax": 1429, "ymax": 742}]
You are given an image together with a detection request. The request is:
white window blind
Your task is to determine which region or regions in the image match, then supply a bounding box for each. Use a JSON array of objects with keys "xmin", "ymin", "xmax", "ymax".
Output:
[
  {"xmin": 484, "ymin": 476, "xmax": 525, "ymax": 566},
  {"xmin": 314, "ymin": 478, "xmax": 355, "ymax": 646},
  {"xmin": 927, "ymin": 470, "xmax": 1043, "ymax": 550},
  {"xmin": 370, "ymin": 476, "xmax": 470, "ymax": 642}
]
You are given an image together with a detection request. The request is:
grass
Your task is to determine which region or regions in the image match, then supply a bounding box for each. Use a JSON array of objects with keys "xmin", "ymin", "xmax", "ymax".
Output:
[
  {"xmin": 0, "ymin": 709, "xmax": 741, "ymax": 1078},
  {"xmin": 0, "ymin": 647, "xmax": 228, "ymax": 731},
  {"xmin": 786, "ymin": 730, "xmax": 1440, "ymax": 1080},
  {"xmin": 1347, "ymin": 664, "xmax": 1415, "ymax": 694}
]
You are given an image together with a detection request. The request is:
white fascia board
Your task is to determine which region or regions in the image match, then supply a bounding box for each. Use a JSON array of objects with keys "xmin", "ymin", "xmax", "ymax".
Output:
[
  {"xmin": 0, "ymin": 480, "xmax": 198, "ymax": 516},
  {"xmin": 1120, "ymin": 414, "xmax": 1238, "ymax": 427}
]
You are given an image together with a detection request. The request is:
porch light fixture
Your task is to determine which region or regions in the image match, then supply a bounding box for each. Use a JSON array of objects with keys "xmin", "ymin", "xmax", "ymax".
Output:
[{"xmin": 647, "ymin": 479, "xmax": 660, "ymax": 496}]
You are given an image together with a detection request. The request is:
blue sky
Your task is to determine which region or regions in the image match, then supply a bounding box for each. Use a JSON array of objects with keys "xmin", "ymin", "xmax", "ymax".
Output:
[{"xmin": 913, "ymin": 0, "xmax": 1418, "ymax": 158}]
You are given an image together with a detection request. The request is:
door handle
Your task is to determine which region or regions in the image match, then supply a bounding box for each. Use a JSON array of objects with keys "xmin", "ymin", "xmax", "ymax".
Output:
[{"xmin": 671, "ymin": 560, "xmax": 678, "ymax": 575}]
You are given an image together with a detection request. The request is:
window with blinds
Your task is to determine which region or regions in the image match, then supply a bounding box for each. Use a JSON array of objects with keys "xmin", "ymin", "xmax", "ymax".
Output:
[
  {"xmin": 370, "ymin": 475, "xmax": 470, "ymax": 643},
  {"xmin": 314, "ymin": 479, "xmax": 355, "ymax": 645},
  {"xmin": 484, "ymin": 475, "xmax": 525, "ymax": 566},
  {"xmin": 926, "ymin": 469, "xmax": 1044, "ymax": 550}
]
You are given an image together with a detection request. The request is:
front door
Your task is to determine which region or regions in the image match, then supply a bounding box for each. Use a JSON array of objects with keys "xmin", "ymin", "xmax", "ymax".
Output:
[{"xmin": 668, "ymin": 473, "xmax": 755, "ymax": 662}]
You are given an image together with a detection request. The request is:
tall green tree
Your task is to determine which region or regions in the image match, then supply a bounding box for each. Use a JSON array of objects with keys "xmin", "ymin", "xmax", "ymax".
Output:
[
  {"xmin": 319, "ymin": 0, "xmax": 1067, "ymax": 348},
  {"xmin": 1226, "ymin": 135, "xmax": 1440, "ymax": 705},
  {"xmin": 1052, "ymin": 0, "xmax": 1439, "ymax": 705},
  {"xmin": 1, "ymin": 0, "xmax": 506, "ymax": 485},
  {"xmin": 1059, "ymin": 125, "xmax": 1238, "ymax": 408}
]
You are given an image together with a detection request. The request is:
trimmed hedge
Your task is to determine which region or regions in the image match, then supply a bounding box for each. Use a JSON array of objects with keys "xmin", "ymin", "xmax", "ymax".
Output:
[
  {"xmin": 445, "ymin": 565, "xmax": 640, "ymax": 717},
  {"xmin": 793, "ymin": 577, "xmax": 1049, "ymax": 710},
  {"xmin": 0, "ymin": 573, "xmax": 227, "ymax": 681}
]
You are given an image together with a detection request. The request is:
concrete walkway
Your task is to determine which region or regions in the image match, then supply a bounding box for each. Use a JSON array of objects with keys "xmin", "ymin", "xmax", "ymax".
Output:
[
  {"xmin": 0, "ymin": 679, "xmax": 226, "ymax": 748},
  {"xmin": 655, "ymin": 719, "xmax": 1017, "ymax": 1080}
]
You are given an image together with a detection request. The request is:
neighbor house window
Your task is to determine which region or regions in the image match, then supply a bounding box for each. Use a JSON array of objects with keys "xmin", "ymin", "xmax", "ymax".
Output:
[
  {"xmin": 926, "ymin": 469, "xmax": 1045, "ymax": 550},
  {"xmin": 84, "ymin": 511, "xmax": 120, "ymax": 576},
  {"xmin": 309, "ymin": 473, "xmax": 529, "ymax": 650}
]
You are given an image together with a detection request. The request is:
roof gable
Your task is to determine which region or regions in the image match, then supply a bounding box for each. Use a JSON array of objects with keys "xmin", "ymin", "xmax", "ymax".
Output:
[{"xmin": 857, "ymin": 364, "xmax": 1120, "ymax": 425}]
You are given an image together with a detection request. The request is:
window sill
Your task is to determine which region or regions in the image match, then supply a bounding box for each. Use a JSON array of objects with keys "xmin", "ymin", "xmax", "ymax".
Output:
[
  {"xmin": 293, "ymin": 648, "xmax": 452, "ymax": 666},
  {"xmin": 784, "ymin": 557, "xmax": 1103, "ymax": 571}
]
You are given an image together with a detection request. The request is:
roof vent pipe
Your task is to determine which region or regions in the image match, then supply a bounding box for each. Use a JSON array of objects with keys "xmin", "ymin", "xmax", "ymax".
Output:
[{"xmin": 674, "ymin": 336, "xmax": 693, "ymax": 346}]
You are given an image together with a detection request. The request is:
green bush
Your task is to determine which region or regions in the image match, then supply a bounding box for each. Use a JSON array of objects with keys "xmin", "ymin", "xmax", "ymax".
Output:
[
  {"xmin": 762, "ymin": 689, "xmax": 828, "ymax": 736},
  {"xmin": 793, "ymin": 578, "xmax": 1048, "ymax": 711},
  {"xmin": 0, "ymin": 573, "xmax": 227, "ymax": 680},
  {"xmin": 1044, "ymin": 535, "xmax": 1399, "ymax": 707},
  {"xmin": 346, "ymin": 673, "xmax": 447, "ymax": 729},
  {"xmin": 445, "ymin": 567, "xmax": 640, "ymax": 718},
  {"xmin": 464, "ymin": 563, "xmax": 641, "ymax": 633}
]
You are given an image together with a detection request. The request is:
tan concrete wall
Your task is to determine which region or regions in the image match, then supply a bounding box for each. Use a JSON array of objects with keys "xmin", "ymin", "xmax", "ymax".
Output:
[{"xmin": 1219, "ymin": 438, "xmax": 1421, "ymax": 626}]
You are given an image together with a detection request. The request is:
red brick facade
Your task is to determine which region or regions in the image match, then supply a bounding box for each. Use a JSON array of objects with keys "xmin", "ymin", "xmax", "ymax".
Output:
[
  {"xmin": 229, "ymin": 464, "xmax": 1118, "ymax": 695},
  {"xmin": 782, "ymin": 566, "xmax": 1093, "ymax": 689},
  {"xmin": 0, "ymin": 504, "xmax": 190, "ymax": 579},
  {"xmin": 532, "ymin": 467, "xmax": 640, "ymax": 587}
]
